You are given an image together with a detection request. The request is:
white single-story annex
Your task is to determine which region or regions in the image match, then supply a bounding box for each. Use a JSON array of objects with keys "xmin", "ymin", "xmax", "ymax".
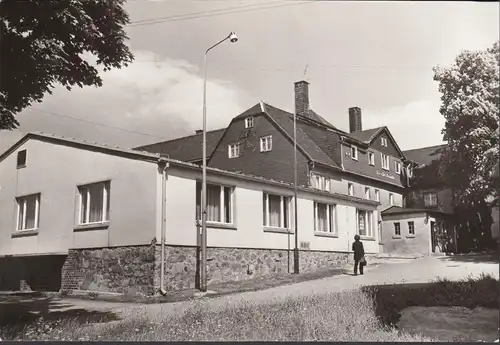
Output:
[{"xmin": 0, "ymin": 132, "xmax": 380, "ymax": 295}]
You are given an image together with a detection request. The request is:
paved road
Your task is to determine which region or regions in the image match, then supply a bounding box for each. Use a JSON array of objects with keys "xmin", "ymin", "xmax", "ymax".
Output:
[{"xmin": 66, "ymin": 254, "xmax": 499, "ymax": 321}]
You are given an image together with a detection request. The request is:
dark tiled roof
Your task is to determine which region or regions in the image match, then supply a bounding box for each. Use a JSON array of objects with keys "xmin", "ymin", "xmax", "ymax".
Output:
[
  {"xmin": 262, "ymin": 103, "xmax": 341, "ymax": 169},
  {"xmin": 403, "ymin": 144, "xmax": 447, "ymax": 166},
  {"xmin": 347, "ymin": 127, "xmax": 383, "ymax": 143},
  {"xmin": 134, "ymin": 128, "xmax": 226, "ymax": 162},
  {"xmin": 381, "ymin": 206, "xmax": 452, "ymax": 216}
]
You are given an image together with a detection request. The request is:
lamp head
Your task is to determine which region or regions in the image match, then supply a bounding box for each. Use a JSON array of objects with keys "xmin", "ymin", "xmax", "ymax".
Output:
[{"xmin": 229, "ymin": 32, "xmax": 238, "ymax": 43}]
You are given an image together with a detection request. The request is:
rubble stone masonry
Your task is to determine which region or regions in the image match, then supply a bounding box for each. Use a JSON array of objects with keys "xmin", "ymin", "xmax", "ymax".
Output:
[{"xmin": 60, "ymin": 245, "xmax": 349, "ymax": 296}]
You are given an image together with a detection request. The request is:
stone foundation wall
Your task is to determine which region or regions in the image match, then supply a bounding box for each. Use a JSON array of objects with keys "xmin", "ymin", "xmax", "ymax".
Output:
[
  {"xmin": 157, "ymin": 246, "xmax": 349, "ymax": 292},
  {"xmin": 59, "ymin": 245, "xmax": 350, "ymax": 296},
  {"xmin": 61, "ymin": 245, "xmax": 157, "ymax": 296}
]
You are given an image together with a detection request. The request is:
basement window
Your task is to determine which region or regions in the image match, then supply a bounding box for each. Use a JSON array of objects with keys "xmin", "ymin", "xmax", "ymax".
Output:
[{"xmin": 17, "ymin": 149, "xmax": 27, "ymax": 169}]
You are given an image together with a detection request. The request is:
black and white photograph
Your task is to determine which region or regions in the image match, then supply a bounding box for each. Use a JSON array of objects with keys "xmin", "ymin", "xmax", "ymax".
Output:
[{"xmin": 0, "ymin": 0, "xmax": 499, "ymax": 342}]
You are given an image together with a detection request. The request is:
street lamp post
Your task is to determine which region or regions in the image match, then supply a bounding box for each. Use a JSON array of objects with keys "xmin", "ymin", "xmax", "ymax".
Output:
[{"xmin": 200, "ymin": 32, "xmax": 238, "ymax": 292}]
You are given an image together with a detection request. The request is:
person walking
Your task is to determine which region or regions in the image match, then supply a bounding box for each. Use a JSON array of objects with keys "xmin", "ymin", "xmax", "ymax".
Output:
[{"xmin": 352, "ymin": 234, "xmax": 365, "ymax": 276}]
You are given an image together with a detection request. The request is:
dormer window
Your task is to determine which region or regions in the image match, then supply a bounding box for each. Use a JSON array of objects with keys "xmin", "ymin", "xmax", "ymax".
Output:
[
  {"xmin": 17, "ymin": 149, "xmax": 27, "ymax": 169},
  {"xmin": 351, "ymin": 145, "xmax": 358, "ymax": 161},
  {"xmin": 381, "ymin": 137, "xmax": 388, "ymax": 147},
  {"xmin": 368, "ymin": 152, "xmax": 375, "ymax": 166},
  {"xmin": 245, "ymin": 116, "xmax": 254, "ymax": 129},
  {"xmin": 395, "ymin": 161, "xmax": 401, "ymax": 174}
]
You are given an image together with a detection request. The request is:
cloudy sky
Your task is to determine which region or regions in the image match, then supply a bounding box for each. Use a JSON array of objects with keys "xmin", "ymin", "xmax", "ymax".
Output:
[{"xmin": 1, "ymin": 0, "xmax": 499, "ymax": 154}]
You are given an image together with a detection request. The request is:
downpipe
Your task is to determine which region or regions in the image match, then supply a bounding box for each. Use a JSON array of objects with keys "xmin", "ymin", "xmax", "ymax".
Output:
[{"xmin": 159, "ymin": 160, "xmax": 169, "ymax": 296}]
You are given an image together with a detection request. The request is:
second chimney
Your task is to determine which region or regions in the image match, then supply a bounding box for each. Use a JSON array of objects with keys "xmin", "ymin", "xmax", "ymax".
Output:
[
  {"xmin": 349, "ymin": 107, "xmax": 362, "ymax": 133},
  {"xmin": 294, "ymin": 80, "xmax": 310, "ymax": 117}
]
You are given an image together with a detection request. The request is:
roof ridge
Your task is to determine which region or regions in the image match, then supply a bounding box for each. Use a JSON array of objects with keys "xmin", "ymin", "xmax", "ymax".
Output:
[
  {"xmin": 136, "ymin": 127, "xmax": 226, "ymax": 148},
  {"xmin": 403, "ymin": 143, "xmax": 447, "ymax": 152}
]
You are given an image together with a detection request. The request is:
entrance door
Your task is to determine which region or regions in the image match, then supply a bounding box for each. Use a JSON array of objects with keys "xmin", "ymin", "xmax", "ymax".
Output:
[{"xmin": 430, "ymin": 221, "xmax": 436, "ymax": 253}]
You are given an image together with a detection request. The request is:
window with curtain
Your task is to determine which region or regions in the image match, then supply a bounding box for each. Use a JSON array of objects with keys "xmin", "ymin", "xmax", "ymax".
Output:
[
  {"xmin": 78, "ymin": 181, "xmax": 110, "ymax": 224},
  {"xmin": 262, "ymin": 193, "xmax": 290, "ymax": 228},
  {"xmin": 314, "ymin": 202, "xmax": 337, "ymax": 234},
  {"xmin": 357, "ymin": 209, "xmax": 374, "ymax": 237},
  {"xmin": 16, "ymin": 194, "xmax": 40, "ymax": 231},
  {"xmin": 196, "ymin": 182, "xmax": 234, "ymax": 224}
]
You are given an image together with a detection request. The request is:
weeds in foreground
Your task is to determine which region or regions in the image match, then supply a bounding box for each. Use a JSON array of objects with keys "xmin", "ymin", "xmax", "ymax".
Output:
[{"xmin": 1, "ymin": 290, "xmax": 432, "ymax": 342}]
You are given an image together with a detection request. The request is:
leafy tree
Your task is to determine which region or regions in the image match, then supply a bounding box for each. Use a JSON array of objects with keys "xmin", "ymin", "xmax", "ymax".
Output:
[
  {"xmin": 433, "ymin": 41, "xmax": 500, "ymax": 250},
  {"xmin": 0, "ymin": 0, "xmax": 134, "ymax": 130}
]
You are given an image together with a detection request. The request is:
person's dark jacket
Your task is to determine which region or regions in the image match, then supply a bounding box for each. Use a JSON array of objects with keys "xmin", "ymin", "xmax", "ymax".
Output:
[{"xmin": 352, "ymin": 241, "xmax": 365, "ymax": 261}]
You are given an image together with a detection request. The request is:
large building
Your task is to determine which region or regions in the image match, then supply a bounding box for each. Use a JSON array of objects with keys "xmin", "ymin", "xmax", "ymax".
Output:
[
  {"xmin": 0, "ymin": 80, "xmax": 462, "ymax": 295},
  {"xmin": 0, "ymin": 132, "xmax": 379, "ymax": 295}
]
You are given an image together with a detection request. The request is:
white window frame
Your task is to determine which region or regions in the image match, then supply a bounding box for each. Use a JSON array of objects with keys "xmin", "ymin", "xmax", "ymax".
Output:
[
  {"xmin": 381, "ymin": 137, "xmax": 388, "ymax": 147},
  {"xmin": 368, "ymin": 152, "xmax": 375, "ymax": 166},
  {"xmin": 365, "ymin": 187, "xmax": 371, "ymax": 200},
  {"xmin": 311, "ymin": 173, "xmax": 330, "ymax": 192},
  {"xmin": 424, "ymin": 192, "xmax": 438, "ymax": 207},
  {"xmin": 351, "ymin": 145, "xmax": 358, "ymax": 161},
  {"xmin": 263, "ymin": 193, "xmax": 291, "ymax": 229},
  {"xmin": 77, "ymin": 181, "xmax": 110, "ymax": 225},
  {"xmin": 196, "ymin": 183, "xmax": 234, "ymax": 225},
  {"xmin": 408, "ymin": 221, "xmax": 415, "ymax": 235},
  {"xmin": 394, "ymin": 222, "xmax": 401, "ymax": 236},
  {"xmin": 381, "ymin": 153, "xmax": 390, "ymax": 171},
  {"xmin": 16, "ymin": 194, "xmax": 40, "ymax": 231},
  {"xmin": 314, "ymin": 202, "xmax": 337, "ymax": 235},
  {"xmin": 260, "ymin": 135, "xmax": 272, "ymax": 152},
  {"xmin": 245, "ymin": 116, "xmax": 254, "ymax": 129},
  {"xmin": 348, "ymin": 183, "xmax": 354, "ymax": 196},
  {"xmin": 375, "ymin": 189, "xmax": 380, "ymax": 202},
  {"xmin": 395, "ymin": 161, "xmax": 401, "ymax": 174},
  {"xmin": 389, "ymin": 193, "xmax": 394, "ymax": 205},
  {"xmin": 356, "ymin": 209, "xmax": 374, "ymax": 238},
  {"xmin": 228, "ymin": 143, "xmax": 241, "ymax": 159}
]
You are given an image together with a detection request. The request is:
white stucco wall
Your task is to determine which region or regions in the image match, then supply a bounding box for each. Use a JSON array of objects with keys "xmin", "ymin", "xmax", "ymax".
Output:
[
  {"xmin": 0, "ymin": 138, "xmax": 159, "ymax": 257},
  {"xmin": 165, "ymin": 167, "xmax": 380, "ymax": 254}
]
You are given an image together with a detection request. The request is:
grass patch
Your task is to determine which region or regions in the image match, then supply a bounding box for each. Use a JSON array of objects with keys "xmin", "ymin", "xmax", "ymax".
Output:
[
  {"xmin": 362, "ymin": 273, "xmax": 500, "ymax": 327},
  {"xmin": 1, "ymin": 289, "xmax": 432, "ymax": 342}
]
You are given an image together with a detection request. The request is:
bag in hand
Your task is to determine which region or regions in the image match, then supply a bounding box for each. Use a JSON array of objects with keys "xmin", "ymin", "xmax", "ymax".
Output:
[{"xmin": 360, "ymin": 256, "xmax": 367, "ymax": 267}]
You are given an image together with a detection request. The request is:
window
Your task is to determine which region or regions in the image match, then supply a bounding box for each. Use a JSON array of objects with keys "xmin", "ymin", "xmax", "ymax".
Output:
[
  {"xmin": 389, "ymin": 193, "xmax": 394, "ymax": 205},
  {"xmin": 394, "ymin": 222, "xmax": 401, "ymax": 236},
  {"xmin": 424, "ymin": 192, "xmax": 438, "ymax": 207},
  {"xmin": 263, "ymin": 193, "xmax": 290, "ymax": 229},
  {"xmin": 408, "ymin": 221, "xmax": 415, "ymax": 235},
  {"xmin": 381, "ymin": 154, "xmax": 390, "ymax": 170},
  {"xmin": 381, "ymin": 137, "xmax": 388, "ymax": 147},
  {"xmin": 17, "ymin": 150, "xmax": 27, "ymax": 168},
  {"xmin": 375, "ymin": 189, "xmax": 380, "ymax": 202},
  {"xmin": 368, "ymin": 152, "xmax": 375, "ymax": 166},
  {"xmin": 357, "ymin": 209, "xmax": 374, "ymax": 237},
  {"xmin": 228, "ymin": 143, "xmax": 241, "ymax": 158},
  {"xmin": 311, "ymin": 174, "xmax": 330, "ymax": 192},
  {"xmin": 348, "ymin": 183, "xmax": 354, "ymax": 196},
  {"xmin": 314, "ymin": 202, "xmax": 337, "ymax": 234},
  {"xmin": 16, "ymin": 194, "xmax": 40, "ymax": 231},
  {"xmin": 395, "ymin": 161, "xmax": 401, "ymax": 174},
  {"xmin": 78, "ymin": 181, "xmax": 110, "ymax": 225},
  {"xmin": 260, "ymin": 135, "xmax": 272, "ymax": 152},
  {"xmin": 351, "ymin": 145, "xmax": 358, "ymax": 161},
  {"xmin": 196, "ymin": 182, "xmax": 234, "ymax": 224},
  {"xmin": 245, "ymin": 116, "xmax": 254, "ymax": 128},
  {"xmin": 365, "ymin": 187, "xmax": 371, "ymax": 200}
]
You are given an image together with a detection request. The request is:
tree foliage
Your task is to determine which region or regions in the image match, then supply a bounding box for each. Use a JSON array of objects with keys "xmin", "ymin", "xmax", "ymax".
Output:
[
  {"xmin": 433, "ymin": 41, "xmax": 499, "ymax": 250},
  {"xmin": 0, "ymin": 0, "xmax": 134, "ymax": 130}
]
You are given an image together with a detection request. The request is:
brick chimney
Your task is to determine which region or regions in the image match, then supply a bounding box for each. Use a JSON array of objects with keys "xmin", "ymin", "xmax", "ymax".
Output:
[
  {"xmin": 348, "ymin": 107, "xmax": 362, "ymax": 133},
  {"xmin": 294, "ymin": 80, "xmax": 310, "ymax": 117}
]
